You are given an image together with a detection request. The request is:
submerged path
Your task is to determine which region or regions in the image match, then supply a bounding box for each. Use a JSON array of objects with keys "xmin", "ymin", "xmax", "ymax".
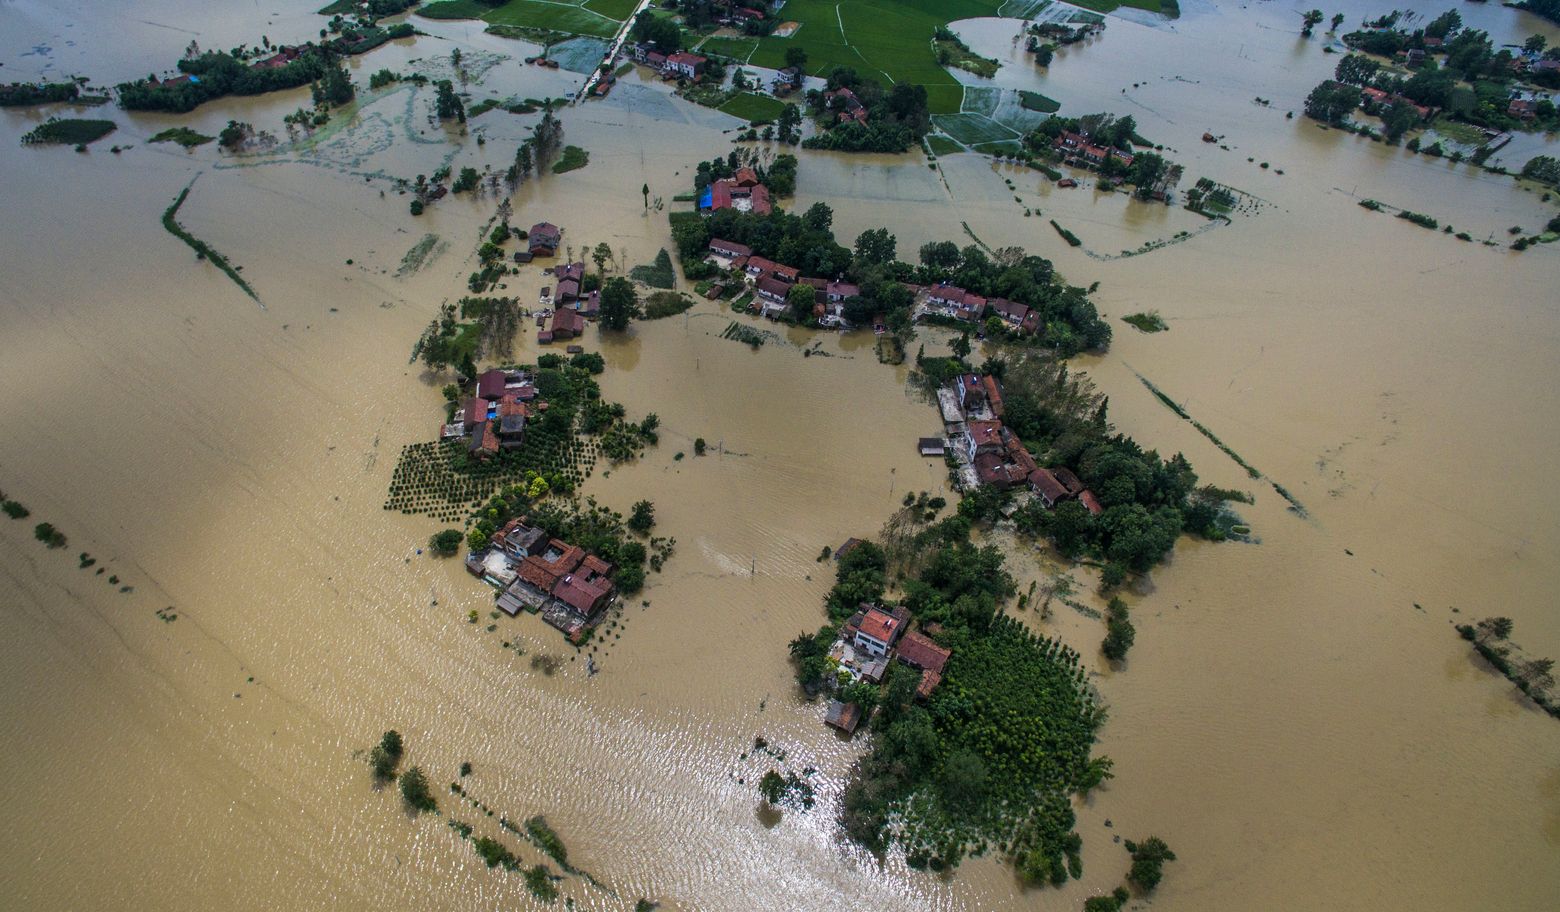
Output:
[{"xmin": 577, "ymin": 0, "xmax": 656, "ymax": 103}]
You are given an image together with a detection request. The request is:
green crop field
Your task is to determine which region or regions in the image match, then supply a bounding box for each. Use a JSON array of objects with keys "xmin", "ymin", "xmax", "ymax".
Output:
[
  {"xmin": 718, "ymin": 92, "xmax": 789, "ymax": 123},
  {"xmin": 749, "ymin": 0, "xmax": 1015, "ymax": 115},
  {"xmin": 698, "ymin": 35, "xmax": 760, "ymax": 62},
  {"xmin": 582, "ymin": 0, "xmax": 640, "ymax": 19},
  {"xmin": 419, "ymin": 0, "xmax": 622, "ymax": 39},
  {"xmin": 926, "ymin": 133, "xmax": 966, "ymax": 155},
  {"xmin": 932, "ymin": 112, "xmax": 1019, "ymax": 146}
]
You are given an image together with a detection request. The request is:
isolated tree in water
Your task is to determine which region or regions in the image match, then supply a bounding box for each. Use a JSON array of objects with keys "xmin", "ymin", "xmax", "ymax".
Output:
[
  {"xmin": 435, "ymin": 80, "xmax": 464, "ymax": 122},
  {"xmin": 599, "ymin": 277, "xmax": 640, "ymax": 331}
]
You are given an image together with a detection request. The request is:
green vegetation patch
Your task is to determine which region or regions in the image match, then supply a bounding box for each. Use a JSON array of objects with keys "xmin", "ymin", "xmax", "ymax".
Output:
[
  {"xmin": 698, "ymin": 35, "xmax": 760, "ymax": 62},
  {"xmin": 925, "ymin": 133, "xmax": 964, "ymax": 156},
  {"xmin": 21, "ymin": 117, "xmax": 116, "ymax": 146},
  {"xmin": 149, "ymin": 126, "xmax": 215, "ymax": 147},
  {"xmin": 1121, "ymin": 311, "xmax": 1167, "ymax": 333},
  {"xmin": 1018, "ymin": 90, "xmax": 1061, "ymax": 114},
  {"xmin": 750, "ymin": 0, "xmax": 1009, "ymax": 116},
  {"xmin": 642, "ymin": 291, "xmax": 693, "ymax": 319},
  {"xmin": 551, "ymin": 144, "xmax": 589, "ymax": 173},
  {"xmin": 718, "ymin": 92, "xmax": 788, "ymax": 124},
  {"xmin": 629, "ymin": 249, "xmax": 676, "ymax": 288},
  {"xmin": 0, "ymin": 81, "xmax": 80, "ymax": 106},
  {"xmin": 932, "ymin": 112, "xmax": 1019, "ymax": 147},
  {"xmin": 420, "ymin": 0, "xmax": 621, "ymax": 38},
  {"xmin": 1050, "ymin": 219, "xmax": 1082, "ymax": 247}
]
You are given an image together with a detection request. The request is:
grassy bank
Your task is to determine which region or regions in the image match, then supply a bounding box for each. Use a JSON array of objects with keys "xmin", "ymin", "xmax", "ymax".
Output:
[
  {"xmin": 718, "ymin": 92, "xmax": 788, "ymax": 124},
  {"xmin": 150, "ymin": 127, "xmax": 215, "ymax": 147}
]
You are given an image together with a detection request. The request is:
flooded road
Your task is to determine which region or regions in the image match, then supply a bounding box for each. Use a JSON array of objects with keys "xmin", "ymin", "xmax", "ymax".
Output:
[{"xmin": 1, "ymin": 1, "xmax": 1558, "ymax": 910}]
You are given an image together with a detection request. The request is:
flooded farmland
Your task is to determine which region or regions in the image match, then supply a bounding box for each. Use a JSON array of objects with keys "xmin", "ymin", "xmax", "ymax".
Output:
[{"xmin": 0, "ymin": 1, "xmax": 1557, "ymax": 910}]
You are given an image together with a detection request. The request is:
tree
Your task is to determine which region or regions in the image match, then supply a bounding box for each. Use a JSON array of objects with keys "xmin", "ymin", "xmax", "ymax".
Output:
[
  {"xmin": 694, "ymin": 437, "xmax": 707, "ymax": 455},
  {"xmin": 853, "ymin": 227, "xmax": 896, "ymax": 266},
  {"xmin": 312, "ymin": 62, "xmax": 353, "ymax": 107},
  {"xmin": 429, "ymin": 529, "xmax": 463, "ymax": 556},
  {"xmin": 1126, "ymin": 837, "xmax": 1176, "ymax": 891},
  {"xmin": 950, "ymin": 330, "xmax": 972, "ymax": 360},
  {"xmin": 1330, "ymin": 13, "xmax": 1344, "ymax": 31},
  {"xmin": 435, "ymin": 79, "xmax": 464, "ymax": 122},
  {"xmin": 218, "ymin": 119, "xmax": 251, "ymax": 149},
  {"xmin": 1476, "ymin": 617, "xmax": 1514, "ymax": 642},
  {"xmin": 642, "ymin": 181, "xmax": 650, "ymax": 210},
  {"xmin": 1524, "ymin": 34, "xmax": 1548, "ymax": 55},
  {"xmin": 592, "ymin": 241, "xmax": 612, "ymax": 277},
  {"xmin": 940, "ymin": 748, "xmax": 989, "ymax": 812},
  {"xmin": 1300, "ymin": 10, "xmax": 1323, "ymax": 36},
  {"xmin": 758, "ymin": 769, "xmax": 787, "ymax": 805},
  {"xmin": 1303, "ymin": 80, "xmax": 1361, "ymax": 124},
  {"xmin": 370, "ymin": 730, "xmax": 404, "ymax": 780},
  {"xmin": 33, "ymin": 522, "xmax": 66, "ymax": 548},
  {"xmin": 630, "ymin": 11, "xmax": 681, "ymax": 53},
  {"xmin": 599, "ymin": 277, "xmax": 640, "ymax": 331},
  {"xmin": 1333, "ymin": 54, "xmax": 1380, "ymax": 87},
  {"xmin": 398, "ymin": 765, "xmax": 436, "ymax": 812},
  {"xmin": 628, "ymin": 500, "xmax": 656, "ymax": 534},
  {"xmin": 784, "ymin": 45, "xmax": 808, "ymax": 72},
  {"xmin": 786, "ymin": 282, "xmax": 817, "ymax": 321},
  {"xmin": 1382, "ymin": 103, "xmax": 1419, "ymax": 143},
  {"xmin": 1516, "ymin": 657, "xmax": 1556, "ymax": 692},
  {"xmin": 1102, "ymin": 597, "xmax": 1135, "ymax": 661}
]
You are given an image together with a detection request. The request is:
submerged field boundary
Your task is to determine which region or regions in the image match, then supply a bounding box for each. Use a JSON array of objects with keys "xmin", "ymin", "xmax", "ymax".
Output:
[
  {"xmin": 1130, "ymin": 369, "xmax": 1306, "ymax": 517},
  {"xmin": 161, "ymin": 176, "xmax": 259, "ymax": 304}
]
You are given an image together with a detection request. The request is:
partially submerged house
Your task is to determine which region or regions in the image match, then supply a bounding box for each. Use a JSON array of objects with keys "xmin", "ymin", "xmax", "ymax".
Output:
[{"xmin": 529, "ymin": 222, "xmax": 561, "ymax": 257}]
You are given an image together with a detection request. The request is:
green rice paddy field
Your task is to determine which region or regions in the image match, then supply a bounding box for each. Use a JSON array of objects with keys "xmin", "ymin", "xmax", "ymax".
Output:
[
  {"xmin": 750, "ymin": 0, "xmax": 1012, "ymax": 115},
  {"xmin": 419, "ymin": 0, "xmax": 623, "ymax": 39}
]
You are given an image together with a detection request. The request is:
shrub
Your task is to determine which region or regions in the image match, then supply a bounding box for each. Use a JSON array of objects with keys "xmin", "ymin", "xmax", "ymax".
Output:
[
  {"xmin": 1125, "ymin": 836, "xmax": 1176, "ymax": 891},
  {"xmin": 2, "ymin": 500, "xmax": 29, "ymax": 519},
  {"xmin": 430, "ymin": 529, "xmax": 463, "ymax": 556},
  {"xmin": 33, "ymin": 522, "xmax": 66, "ymax": 548},
  {"xmin": 398, "ymin": 765, "xmax": 437, "ymax": 812}
]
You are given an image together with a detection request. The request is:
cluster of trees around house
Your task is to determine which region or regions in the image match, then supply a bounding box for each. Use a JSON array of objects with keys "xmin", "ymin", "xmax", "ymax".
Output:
[
  {"xmin": 671, "ymin": 202, "xmax": 1112, "ymax": 355},
  {"xmin": 1519, "ymin": 0, "xmax": 1560, "ymax": 27},
  {"xmin": 118, "ymin": 47, "xmax": 332, "ymax": 113},
  {"xmin": 0, "ymin": 81, "xmax": 80, "ymax": 106},
  {"xmin": 789, "ymin": 524, "xmax": 1110, "ymax": 881},
  {"xmin": 692, "ymin": 149, "xmax": 797, "ymax": 197},
  {"xmin": 801, "ymin": 67, "xmax": 932, "ymax": 153},
  {"xmin": 920, "ymin": 348, "xmax": 1232, "ymax": 578},
  {"xmin": 1027, "ymin": 114, "xmax": 1175, "ymax": 200},
  {"xmin": 1318, "ymin": 11, "xmax": 1560, "ymax": 131}
]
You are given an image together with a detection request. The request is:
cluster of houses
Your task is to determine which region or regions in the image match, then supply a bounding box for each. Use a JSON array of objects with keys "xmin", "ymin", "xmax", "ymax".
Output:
[
  {"xmin": 441, "ymin": 368, "xmax": 542, "ymax": 460},
  {"xmin": 629, "ymin": 44, "xmax": 708, "ymax": 81},
  {"xmin": 519, "ymin": 223, "xmax": 601, "ymax": 343},
  {"xmin": 821, "ymin": 86, "xmax": 868, "ymax": 124},
  {"xmin": 1053, "ymin": 130, "xmax": 1135, "ymax": 170},
  {"xmin": 466, "ymin": 517, "xmax": 618, "ymax": 641},
  {"xmin": 1358, "ymin": 86, "xmax": 1433, "ymax": 122},
  {"xmin": 922, "ymin": 281, "xmax": 1043, "ymax": 335},
  {"xmin": 934, "ymin": 371, "xmax": 1104, "ymax": 511},
  {"xmin": 823, "ymin": 603, "xmax": 953, "ymax": 734},
  {"xmin": 697, "ymin": 167, "xmax": 772, "ymax": 216},
  {"xmin": 704, "ymin": 238, "xmax": 860, "ymax": 326}
]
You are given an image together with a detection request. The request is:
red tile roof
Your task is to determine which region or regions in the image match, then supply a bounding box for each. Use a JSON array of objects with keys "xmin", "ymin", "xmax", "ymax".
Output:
[
  {"xmin": 554, "ymin": 575, "xmax": 610, "ymax": 615},
  {"xmin": 552, "ymin": 308, "xmax": 585, "ymax": 337},
  {"xmin": 709, "ymin": 238, "xmax": 752, "ymax": 258},
  {"xmin": 982, "ymin": 376, "xmax": 1005, "ymax": 418},
  {"xmin": 756, "ymin": 275, "xmax": 792, "ymax": 301},
  {"xmin": 857, "ymin": 607, "xmax": 902, "ymax": 645},
  {"xmin": 897, "ymin": 630, "xmax": 950, "ymax": 673},
  {"xmin": 968, "ymin": 420, "xmax": 1003, "ymax": 449},
  {"xmin": 1079, "ymin": 490, "xmax": 1103, "ymax": 515},
  {"xmin": 732, "ymin": 166, "xmax": 759, "ymax": 187},
  {"xmin": 477, "ymin": 369, "xmax": 507, "ymax": 400}
]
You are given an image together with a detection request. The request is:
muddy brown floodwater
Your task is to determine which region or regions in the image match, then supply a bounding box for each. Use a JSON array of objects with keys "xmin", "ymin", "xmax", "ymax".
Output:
[{"xmin": 1, "ymin": 1, "xmax": 1558, "ymax": 910}]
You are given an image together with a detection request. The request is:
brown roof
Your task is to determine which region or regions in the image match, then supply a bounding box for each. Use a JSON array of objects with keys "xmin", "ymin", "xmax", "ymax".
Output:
[
  {"xmin": 982, "ymin": 376, "xmax": 1005, "ymax": 417},
  {"xmin": 462, "ymin": 397, "xmax": 489, "ymax": 427},
  {"xmin": 518, "ymin": 555, "xmax": 563, "ymax": 592},
  {"xmin": 967, "ymin": 420, "xmax": 1003, "ymax": 449},
  {"xmin": 897, "ymin": 630, "xmax": 950, "ymax": 673},
  {"xmin": 825, "ymin": 700, "xmax": 861, "ymax": 733},
  {"xmin": 1052, "ymin": 467, "xmax": 1084, "ymax": 495},
  {"xmin": 552, "ymin": 308, "xmax": 585, "ymax": 336},
  {"xmin": 1079, "ymin": 490, "xmax": 1103, "ymax": 515},
  {"xmin": 757, "ymin": 275, "xmax": 792, "ymax": 300},
  {"xmin": 709, "ymin": 238, "xmax": 752, "ymax": 257},
  {"xmin": 580, "ymin": 553, "xmax": 614, "ymax": 578},
  {"xmin": 554, "ymin": 575, "xmax": 611, "ymax": 615},
  {"xmin": 1029, "ymin": 467, "xmax": 1068, "ymax": 502},
  {"xmin": 732, "ymin": 166, "xmax": 760, "ymax": 187}
]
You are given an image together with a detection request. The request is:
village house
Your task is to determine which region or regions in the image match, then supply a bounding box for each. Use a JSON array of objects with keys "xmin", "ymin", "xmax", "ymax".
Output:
[
  {"xmin": 529, "ymin": 222, "xmax": 561, "ymax": 257},
  {"xmin": 701, "ymin": 177, "xmax": 772, "ymax": 215},
  {"xmin": 1079, "ymin": 490, "xmax": 1103, "ymax": 516},
  {"xmin": 823, "ymin": 86, "xmax": 868, "ymax": 124},
  {"xmin": 825, "ymin": 699, "xmax": 862, "ymax": 734},
  {"xmin": 1028, "ymin": 467, "xmax": 1070, "ymax": 508},
  {"xmin": 918, "ymin": 437, "xmax": 946, "ymax": 457},
  {"xmin": 1509, "ymin": 97, "xmax": 1538, "ymax": 121},
  {"xmin": 896, "ymin": 630, "xmax": 952, "ymax": 699},
  {"xmin": 707, "ymin": 238, "xmax": 753, "ymax": 268},
  {"xmin": 987, "ymin": 297, "xmax": 1039, "ymax": 334},
  {"xmin": 252, "ymin": 46, "xmax": 302, "ymax": 69},
  {"xmin": 825, "ymin": 280, "xmax": 859, "ymax": 303},
  {"xmin": 852, "ymin": 605, "xmax": 907, "ymax": 659},
  {"xmin": 664, "ymin": 51, "xmax": 707, "ymax": 80},
  {"xmin": 756, "ymin": 275, "xmax": 793, "ymax": 318},
  {"xmin": 1054, "ymin": 131, "xmax": 1134, "ymax": 169},
  {"xmin": 973, "ymin": 429, "xmax": 1037, "ymax": 488},
  {"xmin": 574, "ymin": 289, "xmax": 601, "ymax": 319},
  {"xmin": 772, "ymin": 66, "xmax": 803, "ymax": 95},
  {"xmin": 926, "ymin": 284, "xmax": 987, "ymax": 322},
  {"xmin": 744, "ymin": 256, "xmax": 799, "ymax": 284},
  {"xmin": 549, "ymin": 308, "xmax": 585, "ymax": 341}
]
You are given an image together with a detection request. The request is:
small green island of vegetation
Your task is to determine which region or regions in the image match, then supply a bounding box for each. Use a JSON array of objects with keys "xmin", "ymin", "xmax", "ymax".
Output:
[
  {"xmin": 149, "ymin": 127, "xmax": 215, "ymax": 148},
  {"xmin": 20, "ymin": 118, "xmax": 116, "ymax": 146}
]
